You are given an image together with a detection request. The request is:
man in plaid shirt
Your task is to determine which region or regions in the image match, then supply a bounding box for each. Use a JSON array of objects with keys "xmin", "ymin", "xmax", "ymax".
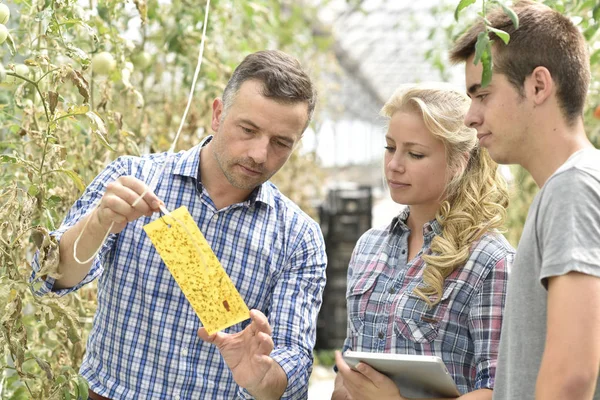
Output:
[{"xmin": 31, "ymin": 50, "xmax": 326, "ymax": 400}]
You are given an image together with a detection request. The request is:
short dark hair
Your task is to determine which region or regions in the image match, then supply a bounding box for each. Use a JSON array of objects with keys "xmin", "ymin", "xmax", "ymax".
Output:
[
  {"xmin": 450, "ymin": 0, "xmax": 590, "ymax": 124},
  {"xmin": 222, "ymin": 50, "xmax": 317, "ymax": 128}
]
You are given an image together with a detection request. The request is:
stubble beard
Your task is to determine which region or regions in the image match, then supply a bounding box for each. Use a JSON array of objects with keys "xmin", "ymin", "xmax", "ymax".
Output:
[{"xmin": 214, "ymin": 151, "xmax": 268, "ymax": 190}]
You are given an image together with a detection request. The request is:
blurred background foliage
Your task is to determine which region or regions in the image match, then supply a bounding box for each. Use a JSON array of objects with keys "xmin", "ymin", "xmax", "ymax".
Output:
[{"xmin": 1, "ymin": 0, "xmax": 599, "ymax": 397}]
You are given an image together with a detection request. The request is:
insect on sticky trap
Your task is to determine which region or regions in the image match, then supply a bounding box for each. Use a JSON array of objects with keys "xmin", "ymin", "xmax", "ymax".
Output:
[{"xmin": 143, "ymin": 206, "xmax": 250, "ymax": 335}]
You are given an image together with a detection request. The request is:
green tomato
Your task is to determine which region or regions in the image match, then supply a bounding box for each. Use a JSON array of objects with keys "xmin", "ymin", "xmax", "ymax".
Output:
[
  {"xmin": 6, "ymin": 64, "xmax": 28, "ymax": 84},
  {"xmin": 92, "ymin": 51, "xmax": 116, "ymax": 75},
  {"xmin": 131, "ymin": 51, "xmax": 152, "ymax": 71},
  {"xmin": 0, "ymin": 24, "xmax": 7, "ymax": 45},
  {"xmin": 0, "ymin": 91, "xmax": 10, "ymax": 105},
  {"xmin": 15, "ymin": 64, "xmax": 29, "ymax": 76},
  {"xmin": 0, "ymin": 4, "xmax": 9, "ymax": 25}
]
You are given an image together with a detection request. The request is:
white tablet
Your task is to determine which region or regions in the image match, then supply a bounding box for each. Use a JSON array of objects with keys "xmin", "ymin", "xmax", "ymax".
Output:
[{"xmin": 342, "ymin": 351, "xmax": 461, "ymax": 398}]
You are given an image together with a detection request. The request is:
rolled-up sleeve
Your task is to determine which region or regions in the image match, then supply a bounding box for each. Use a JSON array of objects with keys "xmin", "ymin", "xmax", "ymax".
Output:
[
  {"xmin": 30, "ymin": 157, "xmax": 129, "ymax": 297},
  {"xmin": 238, "ymin": 222, "xmax": 327, "ymax": 399},
  {"xmin": 467, "ymin": 253, "xmax": 512, "ymax": 389}
]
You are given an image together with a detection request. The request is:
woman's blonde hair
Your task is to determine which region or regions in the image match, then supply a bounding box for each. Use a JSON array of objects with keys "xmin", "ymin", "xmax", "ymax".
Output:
[{"xmin": 381, "ymin": 82, "xmax": 509, "ymax": 306}]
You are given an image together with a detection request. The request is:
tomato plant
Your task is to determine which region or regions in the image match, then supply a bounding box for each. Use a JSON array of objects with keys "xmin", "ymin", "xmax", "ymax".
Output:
[{"xmin": 0, "ymin": 1, "xmax": 336, "ymax": 398}]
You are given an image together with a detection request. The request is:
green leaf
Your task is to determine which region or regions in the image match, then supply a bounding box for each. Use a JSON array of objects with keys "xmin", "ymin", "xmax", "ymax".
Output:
[
  {"xmin": 481, "ymin": 41, "xmax": 494, "ymax": 88},
  {"xmin": 133, "ymin": 0, "xmax": 148, "ymax": 25},
  {"xmin": 473, "ymin": 31, "xmax": 490, "ymax": 65},
  {"xmin": 46, "ymin": 194, "xmax": 62, "ymax": 207},
  {"xmin": 65, "ymin": 45, "xmax": 91, "ymax": 68},
  {"xmin": 85, "ymin": 111, "xmax": 116, "ymax": 152},
  {"xmin": 488, "ymin": 26, "xmax": 510, "ymax": 44},
  {"xmin": 498, "ymin": 2, "xmax": 519, "ymax": 29},
  {"xmin": 34, "ymin": 355, "xmax": 53, "ymax": 380},
  {"xmin": 0, "ymin": 154, "xmax": 18, "ymax": 164},
  {"xmin": 8, "ymin": 386, "xmax": 30, "ymax": 400},
  {"xmin": 56, "ymin": 169, "xmax": 86, "ymax": 192},
  {"xmin": 591, "ymin": 48, "xmax": 600, "ymax": 65},
  {"xmin": 583, "ymin": 23, "xmax": 599, "ymax": 41},
  {"xmin": 454, "ymin": 0, "xmax": 476, "ymax": 21},
  {"xmin": 67, "ymin": 324, "xmax": 81, "ymax": 344},
  {"xmin": 5, "ymin": 30, "xmax": 16, "ymax": 56},
  {"xmin": 27, "ymin": 184, "xmax": 40, "ymax": 196},
  {"xmin": 34, "ymin": 9, "xmax": 54, "ymax": 35},
  {"xmin": 55, "ymin": 104, "xmax": 90, "ymax": 120},
  {"xmin": 76, "ymin": 375, "xmax": 89, "ymax": 400}
]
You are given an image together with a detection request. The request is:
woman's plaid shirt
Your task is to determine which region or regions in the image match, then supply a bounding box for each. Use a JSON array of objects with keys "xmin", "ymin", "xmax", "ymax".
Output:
[{"xmin": 343, "ymin": 208, "xmax": 514, "ymax": 394}]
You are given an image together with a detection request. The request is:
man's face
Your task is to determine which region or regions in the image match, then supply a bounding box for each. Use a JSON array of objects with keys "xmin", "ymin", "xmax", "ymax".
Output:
[
  {"xmin": 209, "ymin": 79, "xmax": 308, "ymax": 190},
  {"xmin": 463, "ymin": 54, "xmax": 533, "ymax": 165}
]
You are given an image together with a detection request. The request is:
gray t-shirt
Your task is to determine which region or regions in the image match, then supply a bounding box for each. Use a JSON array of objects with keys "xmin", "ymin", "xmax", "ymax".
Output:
[{"xmin": 493, "ymin": 148, "xmax": 600, "ymax": 400}]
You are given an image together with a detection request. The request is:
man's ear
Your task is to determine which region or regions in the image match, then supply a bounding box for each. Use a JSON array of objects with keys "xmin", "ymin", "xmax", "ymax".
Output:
[
  {"xmin": 211, "ymin": 98, "xmax": 223, "ymax": 133},
  {"xmin": 526, "ymin": 66, "xmax": 554, "ymax": 106}
]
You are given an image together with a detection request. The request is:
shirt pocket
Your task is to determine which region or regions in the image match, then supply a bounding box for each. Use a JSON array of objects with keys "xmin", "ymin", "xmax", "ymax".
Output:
[
  {"xmin": 393, "ymin": 281, "xmax": 456, "ymax": 344},
  {"xmin": 346, "ymin": 276, "xmax": 377, "ymax": 338}
]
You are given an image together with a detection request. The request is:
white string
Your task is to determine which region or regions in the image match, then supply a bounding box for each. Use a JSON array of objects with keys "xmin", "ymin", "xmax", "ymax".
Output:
[{"xmin": 74, "ymin": 0, "xmax": 212, "ymax": 264}]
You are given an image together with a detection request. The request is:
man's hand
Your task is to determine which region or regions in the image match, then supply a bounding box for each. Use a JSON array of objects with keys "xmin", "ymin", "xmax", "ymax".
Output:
[
  {"xmin": 95, "ymin": 176, "xmax": 162, "ymax": 234},
  {"xmin": 334, "ymin": 350, "xmax": 405, "ymax": 400},
  {"xmin": 198, "ymin": 309, "xmax": 286, "ymax": 397},
  {"xmin": 55, "ymin": 176, "xmax": 162, "ymax": 289}
]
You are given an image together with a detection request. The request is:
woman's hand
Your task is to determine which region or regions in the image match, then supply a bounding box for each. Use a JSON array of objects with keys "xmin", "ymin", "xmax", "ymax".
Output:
[{"xmin": 334, "ymin": 350, "xmax": 407, "ymax": 400}]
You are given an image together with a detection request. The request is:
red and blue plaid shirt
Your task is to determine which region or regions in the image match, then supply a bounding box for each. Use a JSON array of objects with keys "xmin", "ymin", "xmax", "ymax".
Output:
[{"xmin": 343, "ymin": 207, "xmax": 514, "ymax": 394}]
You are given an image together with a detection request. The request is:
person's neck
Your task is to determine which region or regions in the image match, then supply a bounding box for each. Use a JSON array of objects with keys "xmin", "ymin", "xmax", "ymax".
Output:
[
  {"xmin": 406, "ymin": 205, "xmax": 438, "ymax": 237},
  {"xmin": 521, "ymin": 118, "xmax": 592, "ymax": 187},
  {"xmin": 200, "ymin": 144, "xmax": 254, "ymax": 210}
]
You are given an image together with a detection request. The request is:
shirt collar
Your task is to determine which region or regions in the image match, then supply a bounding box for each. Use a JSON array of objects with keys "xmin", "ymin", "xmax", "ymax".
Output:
[
  {"xmin": 171, "ymin": 137, "xmax": 209, "ymax": 178},
  {"xmin": 172, "ymin": 135, "xmax": 276, "ymax": 209},
  {"xmin": 246, "ymin": 183, "xmax": 276, "ymax": 209},
  {"xmin": 390, "ymin": 206, "xmax": 442, "ymax": 238}
]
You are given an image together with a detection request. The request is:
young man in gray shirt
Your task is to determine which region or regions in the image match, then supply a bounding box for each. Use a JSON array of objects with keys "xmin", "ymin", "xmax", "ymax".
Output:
[{"xmin": 450, "ymin": 1, "xmax": 600, "ymax": 399}]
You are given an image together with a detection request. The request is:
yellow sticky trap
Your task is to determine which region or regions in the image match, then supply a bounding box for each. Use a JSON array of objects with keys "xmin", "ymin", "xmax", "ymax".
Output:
[{"xmin": 143, "ymin": 206, "xmax": 250, "ymax": 334}]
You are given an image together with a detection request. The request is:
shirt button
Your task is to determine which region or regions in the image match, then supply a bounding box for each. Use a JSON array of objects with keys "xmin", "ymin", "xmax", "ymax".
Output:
[
  {"xmin": 174, "ymin": 395, "xmax": 180, "ymax": 400},
  {"xmin": 181, "ymin": 348, "xmax": 188, "ymax": 356},
  {"xmin": 378, "ymin": 331, "xmax": 385, "ymax": 339},
  {"xmin": 401, "ymin": 249, "xmax": 406, "ymax": 254},
  {"xmin": 388, "ymin": 287, "xmax": 396, "ymax": 294}
]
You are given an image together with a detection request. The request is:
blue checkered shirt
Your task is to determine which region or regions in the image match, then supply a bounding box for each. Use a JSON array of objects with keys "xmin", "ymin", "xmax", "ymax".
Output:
[
  {"xmin": 30, "ymin": 141, "xmax": 327, "ymax": 399},
  {"xmin": 343, "ymin": 208, "xmax": 514, "ymax": 394}
]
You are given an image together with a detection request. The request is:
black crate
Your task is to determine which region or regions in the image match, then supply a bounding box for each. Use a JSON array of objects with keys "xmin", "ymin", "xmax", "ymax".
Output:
[
  {"xmin": 327, "ymin": 186, "xmax": 372, "ymax": 215},
  {"xmin": 327, "ymin": 214, "xmax": 371, "ymax": 243},
  {"xmin": 326, "ymin": 257, "xmax": 351, "ymax": 272},
  {"xmin": 316, "ymin": 287, "xmax": 348, "ymax": 350},
  {"xmin": 324, "ymin": 272, "xmax": 348, "ymax": 292},
  {"xmin": 326, "ymin": 242, "xmax": 356, "ymax": 271}
]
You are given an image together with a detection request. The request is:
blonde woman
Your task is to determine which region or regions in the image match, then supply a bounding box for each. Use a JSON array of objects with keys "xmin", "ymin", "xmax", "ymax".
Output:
[{"xmin": 333, "ymin": 83, "xmax": 515, "ymax": 400}]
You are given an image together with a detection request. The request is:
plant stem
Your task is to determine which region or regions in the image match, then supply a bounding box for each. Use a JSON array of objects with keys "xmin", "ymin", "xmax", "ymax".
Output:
[
  {"xmin": 36, "ymin": 68, "xmax": 60, "ymax": 84},
  {"xmin": 5, "ymin": 72, "xmax": 54, "ymax": 194},
  {"xmin": 5, "ymin": 73, "xmax": 50, "ymax": 123},
  {"xmin": 10, "ymin": 226, "xmax": 36, "ymax": 247}
]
